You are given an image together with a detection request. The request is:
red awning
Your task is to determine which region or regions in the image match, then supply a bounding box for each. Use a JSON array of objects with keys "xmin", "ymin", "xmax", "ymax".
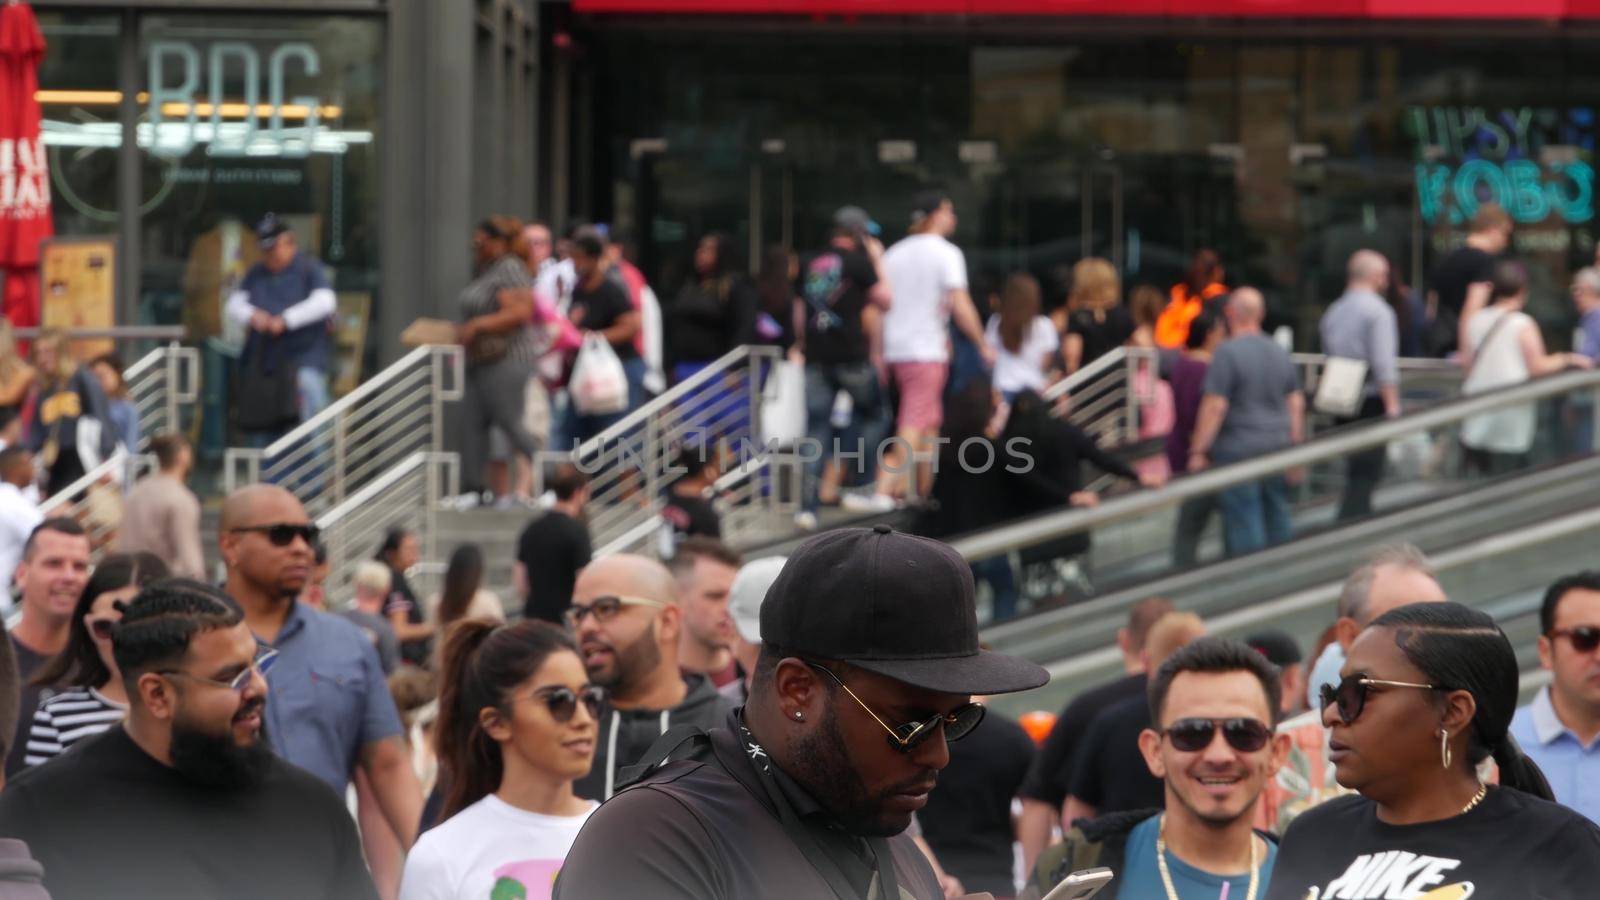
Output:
[
  {"xmin": 572, "ymin": 0, "xmax": 1600, "ymax": 18},
  {"xmin": 0, "ymin": 1, "xmax": 52, "ymax": 329}
]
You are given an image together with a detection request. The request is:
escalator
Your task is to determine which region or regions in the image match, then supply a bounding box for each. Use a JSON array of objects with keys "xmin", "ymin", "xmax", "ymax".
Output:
[{"xmin": 944, "ymin": 368, "xmax": 1600, "ymax": 717}]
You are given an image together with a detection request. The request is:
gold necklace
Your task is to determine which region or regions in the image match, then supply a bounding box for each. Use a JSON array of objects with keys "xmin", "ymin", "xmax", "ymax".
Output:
[
  {"xmin": 1156, "ymin": 814, "xmax": 1259, "ymax": 900},
  {"xmin": 1460, "ymin": 783, "xmax": 1488, "ymax": 815}
]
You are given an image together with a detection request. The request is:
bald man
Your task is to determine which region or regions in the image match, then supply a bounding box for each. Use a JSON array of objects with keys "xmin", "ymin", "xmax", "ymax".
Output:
[
  {"xmin": 1320, "ymin": 250, "xmax": 1401, "ymax": 521},
  {"xmin": 569, "ymin": 553, "xmax": 735, "ymax": 801},
  {"xmin": 1189, "ymin": 287, "xmax": 1304, "ymax": 557},
  {"xmin": 219, "ymin": 485, "xmax": 422, "ymax": 863}
]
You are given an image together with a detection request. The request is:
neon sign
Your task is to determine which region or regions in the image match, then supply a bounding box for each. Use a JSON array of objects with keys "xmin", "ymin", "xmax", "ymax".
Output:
[
  {"xmin": 1407, "ymin": 106, "xmax": 1595, "ymax": 226},
  {"xmin": 147, "ymin": 41, "xmax": 322, "ymax": 159}
]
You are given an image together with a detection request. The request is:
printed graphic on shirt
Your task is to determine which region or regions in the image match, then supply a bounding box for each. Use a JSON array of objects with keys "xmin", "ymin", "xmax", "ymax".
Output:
[
  {"xmin": 1301, "ymin": 852, "xmax": 1472, "ymax": 899},
  {"xmin": 803, "ymin": 255, "xmax": 846, "ymax": 331},
  {"xmin": 490, "ymin": 858, "xmax": 563, "ymax": 900}
]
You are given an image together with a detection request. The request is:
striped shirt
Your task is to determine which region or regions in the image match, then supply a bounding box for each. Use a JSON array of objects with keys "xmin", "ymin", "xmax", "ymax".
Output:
[
  {"xmin": 458, "ymin": 254, "xmax": 539, "ymax": 370},
  {"xmin": 24, "ymin": 687, "xmax": 127, "ymax": 767}
]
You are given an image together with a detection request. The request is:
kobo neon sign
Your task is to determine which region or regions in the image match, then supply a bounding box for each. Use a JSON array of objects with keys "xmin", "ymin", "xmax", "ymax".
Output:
[{"xmin": 1407, "ymin": 106, "xmax": 1595, "ymax": 226}]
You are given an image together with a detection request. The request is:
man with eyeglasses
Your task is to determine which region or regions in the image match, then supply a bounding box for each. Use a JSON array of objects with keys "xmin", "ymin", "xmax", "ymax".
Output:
[
  {"xmin": 1022, "ymin": 637, "xmax": 1290, "ymax": 900},
  {"xmin": 554, "ymin": 524, "xmax": 1049, "ymax": 899},
  {"xmin": 0, "ymin": 580, "xmax": 379, "ymax": 899},
  {"xmin": 219, "ymin": 485, "xmax": 422, "ymax": 861},
  {"xmin": 566, "ymin": 553, "xmax": 733, "ymax": 801},
  {"xmin": 1511, "ymin": 570, "xmax": 1600, "ymax": 824}
]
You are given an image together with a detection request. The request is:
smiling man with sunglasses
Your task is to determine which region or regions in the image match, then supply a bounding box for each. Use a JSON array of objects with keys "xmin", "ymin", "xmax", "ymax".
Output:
[
  {"xmin": 555, "ymin": 525, "xmax": 1049, "ymax": 899},
  {"xmin": 1511, "ymin": 571, "xmax": 1600, "ymax": 825},
  {"xmin": 1023, "ymin": 637, "xmax": 1290, "ymax": 900},
  {"xmin": 0, "ymin": 580, "xmax": 379, "ymax": 899}
]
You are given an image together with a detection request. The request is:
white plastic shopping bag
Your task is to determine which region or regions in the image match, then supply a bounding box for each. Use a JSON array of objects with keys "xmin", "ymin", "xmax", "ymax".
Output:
[
  {"xmin": 759, "ymin": 360, "xmax": 807, "ymax": 448},
  {"xmin": 569, "ymin": 333, "xmax": 629, "ymax": 416}
]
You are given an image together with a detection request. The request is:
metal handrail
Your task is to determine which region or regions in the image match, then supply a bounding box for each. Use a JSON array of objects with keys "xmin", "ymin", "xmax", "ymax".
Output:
[
  {"xmin": 124, "ymin": 343, "xmax": 200, "ymax": 446},
  {"xmin": 223, "ymin": 344, "xmax": 465, "ymax": 512},
  {"xmin": 573, "ymin": 345, "xmax": 774, "ymax": 458},
  {"xmin": 951, "ymin": 367, "xmax": 1600, "ymax": 562},
  {"xmin": 316, "ymin": 451, "xmax": 459, "ymax": 603},
  {"xmin": 15, "ymin": 326, "xmax": 185, "ymax": 341}
]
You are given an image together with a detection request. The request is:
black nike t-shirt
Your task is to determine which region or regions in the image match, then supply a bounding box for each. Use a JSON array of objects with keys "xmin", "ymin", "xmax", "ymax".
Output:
[{"xmin": 1265, "ymin": 787, "xmax": 1600, "ymax": 900}]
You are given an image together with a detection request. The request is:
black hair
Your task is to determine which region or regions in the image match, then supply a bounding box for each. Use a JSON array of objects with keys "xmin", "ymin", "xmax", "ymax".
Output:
[
  {"xmin": 1368, "ymin": 601, "xmax": 1554, "ymax": 800},
  {"xmin": 752, "ymin": 643, "xmax": 839, "ymax": 698},
  {"xmin": 1491, "ymin": 259, "xmax": 1528, "ymax": 301},
  {"xmin": 437, "ymin": 544, "xmax": 486, "ymax": 630},
  {"xmin": 23, "ymin": 517, "xmax": 86, "ymax": 560},
  {"xmin": 112, "ymin": 579, "xmax": 243, "ymax": 689},
  {"xmin": 435, "ymin": 619, "xmax": 580, "ymax": 818},
  {"xmin": 1186, "ymin": 307, "xmax": 1223, "ymax": 351},
  {"xmin": 149, "ymin": 433, "xmax": 190, "ymax": 470},
  {"xmin": 313, "ymin": 540, "xmax": 328, "ymax": 567},
  {"xmin": 0, "ymin": 445, "xmax": 30, "ymax": 476},
  {"xmin": 32, "ymin": 553, "xmax": 169, "ymax": 689},
  {"xmin": 376, "ymin": 526, "xmax": 412, "ymax": 562},
  {"xmin": 572, "ymin": 228, "xmax": 606, "ymax": 260},
  {"xmin": 548, "ymin": 462, "xmax": 589, "ymax": 502},
  {"xmin": 1147, "ymin": 636, "xmax": 1283, "ymax": 726},
  {"xmin": 1539, "ymin": 571, "xmax": 1600, "ymax": 635},
  {"xmin": 697, "ymin": 232, "xmax": 736, "ymax": 279},
  {"xmin": 671, "ymin": 440, "xmax": 716, "ymax": 480}
]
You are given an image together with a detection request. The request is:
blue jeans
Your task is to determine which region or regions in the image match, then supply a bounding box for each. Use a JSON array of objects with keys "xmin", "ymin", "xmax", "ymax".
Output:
[
  {"xmin": 802, "ymin": 361, "xmax": 883, "ymax": 513},
  {"xmin": 972, "ymin": 557, "xmax": 1019, "ymax": 623},
  {"xmin": 1217, "ymin": 475, "xmax": 1292, "ymax": 558},
  {"xmin": 556, "ymin": 356, "xmax": 649, "ymax": 451}
]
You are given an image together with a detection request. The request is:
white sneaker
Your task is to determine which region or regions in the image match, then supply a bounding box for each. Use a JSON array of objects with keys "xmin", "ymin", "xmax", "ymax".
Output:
[
  {"xmin": 442, "ymin": 492, "xmax": 482, "ymax": 511},
  {"xmin": 841, "ymin": 492, "xmax": 896, "ymax": 514},
  {"xmin": 794, "ymin": 511, "xmax": 819, "ymax": 532}
]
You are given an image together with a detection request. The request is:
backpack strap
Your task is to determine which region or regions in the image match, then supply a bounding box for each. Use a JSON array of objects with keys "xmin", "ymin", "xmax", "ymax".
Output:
[{"xmin": 614, "ymin": 724, "xmax": 712, "ymax": 792}]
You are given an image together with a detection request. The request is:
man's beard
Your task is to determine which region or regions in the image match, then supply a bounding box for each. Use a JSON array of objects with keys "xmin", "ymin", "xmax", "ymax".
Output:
[
  {"xmin": 788, "ymin": 702, "xmax": 934, "ymax": 838},
  {"xmin": 591, "ymin": 623, "xmax": 662, "ymax": 691},
  {"xmin": 170, "ymin": 703, "xmax": 274, "ymax": 790}
]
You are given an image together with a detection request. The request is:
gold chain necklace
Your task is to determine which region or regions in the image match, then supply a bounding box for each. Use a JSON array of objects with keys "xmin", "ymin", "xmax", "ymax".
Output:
[
  {"xmin": 1156, "ymin": 814, "xmax": 1259, "ymax": 900},
  {"xmin": 1460, "ymin": 783, "xmax": 1488, "ymax": 815}
]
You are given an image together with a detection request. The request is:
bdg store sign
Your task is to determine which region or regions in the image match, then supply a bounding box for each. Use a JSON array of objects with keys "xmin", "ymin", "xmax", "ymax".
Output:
[{"xmin": 573, "ymin": 0, "xmax": 1600, "ymax": 16}]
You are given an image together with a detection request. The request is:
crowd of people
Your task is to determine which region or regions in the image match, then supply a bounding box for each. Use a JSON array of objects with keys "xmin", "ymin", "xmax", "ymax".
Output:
[{"xmin": 2, "ymin": 507, "xmax": 1598, "ymax": 899}]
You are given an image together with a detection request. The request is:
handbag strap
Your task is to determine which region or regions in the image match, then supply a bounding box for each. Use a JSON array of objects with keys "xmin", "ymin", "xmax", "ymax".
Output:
[{"xmin": 1466, "ymin": 309, "xmax": 1517, "ymax": 383}]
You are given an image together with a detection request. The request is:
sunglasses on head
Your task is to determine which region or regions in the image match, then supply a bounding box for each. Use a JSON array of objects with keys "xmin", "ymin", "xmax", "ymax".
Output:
[
  {"xmin": 89, "ymin": 617, "xmax": 116, "ymax": 641},
  {"xmin": 513, "ymin": 685, "xmax": 606, "ymax": 723},
  {"xmin": 1161, "ymin": 717, "xmax": 1272, "ymax": 753},
  {"xmin": 230, "ymin": 523, "xmax": 320, "ymax": 548},
  {"xmin": 806, "ymin": 662, "xmax": 986, "ymax": 754},
  {"xmin": 1550, "ymin": 626, "xmax": 1600, "ymax": 654},
  {"xmin": 1319, "ymin": 673, "xmax": 1438, "ymax": 725}
]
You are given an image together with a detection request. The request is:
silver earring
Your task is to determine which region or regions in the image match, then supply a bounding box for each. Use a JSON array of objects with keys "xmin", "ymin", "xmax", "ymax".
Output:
[
  {"xmin": 794, "ymin": 712, "xmax": 803, "ymax": 720},
  {"xmin": 1440, "ymin": 729, "xmax": 1452, "ymax": 769}
]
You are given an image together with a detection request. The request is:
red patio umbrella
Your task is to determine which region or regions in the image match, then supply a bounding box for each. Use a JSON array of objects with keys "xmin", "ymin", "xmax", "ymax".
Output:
[{"xmin": 0, "ymin": 1, "xmax": 51, "ymax": 331}]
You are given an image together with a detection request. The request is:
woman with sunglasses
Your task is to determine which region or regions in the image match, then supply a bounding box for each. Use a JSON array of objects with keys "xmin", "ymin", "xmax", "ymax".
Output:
[
  {"xmin": 1267, "ymin": 602, "xmax": 1600, "ymax": 899},
  {"xmin": 23, "ymin": 552, "xmax": 168, "ymax": 767},
  {"xmin": 399, "ymin": 619, "xmax": 601, "ymax": 900}
]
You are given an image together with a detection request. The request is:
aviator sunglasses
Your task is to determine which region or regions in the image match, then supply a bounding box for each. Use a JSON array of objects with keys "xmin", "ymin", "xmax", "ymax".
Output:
[
  {"xmin": 512, "ymin": 684, "xmax": 606, "ymax": 723},
  {"xmin": 806, "ymin": 662, "xmax": 986, "ymax": 754},
  {"xmin": 1550, "ymin": 625, "xmax": 1600, "ymax": 654},
  {"xmin": 1160, "ymin": 717, "xmax": 1272, "ymax": 753},
  {"xmin": 1319, "ymin": 673, "xmax": 1438, "ymax": 725}
]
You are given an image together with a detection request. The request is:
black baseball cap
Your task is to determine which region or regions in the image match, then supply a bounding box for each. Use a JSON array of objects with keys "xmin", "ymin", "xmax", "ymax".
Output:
[
  {"xmin": 910, "ymin": 190, "xmax": 951, "ymax": 225},
  {"xmin": 255, "ymin": 213, "xmax": 290, "ymax": 248},
  {"xmin": 1245, "ymin": 629, "xmax": 1303, "ymax": 667},
  {"xmin": 760, "ymin": 525, "xmax": 1049, "ymax": 695}
]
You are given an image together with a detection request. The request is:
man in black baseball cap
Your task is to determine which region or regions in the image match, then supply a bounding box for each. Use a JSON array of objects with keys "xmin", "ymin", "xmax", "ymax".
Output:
[{"xmin": 555, "ymin": 525, "xmax": 1048, "ymax": 899}]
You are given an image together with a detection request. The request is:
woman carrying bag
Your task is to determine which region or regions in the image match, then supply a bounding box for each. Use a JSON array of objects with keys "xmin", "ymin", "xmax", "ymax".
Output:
[{"xmin": 454, "ymin": 216, "xmax": 544, "ymax": 506}]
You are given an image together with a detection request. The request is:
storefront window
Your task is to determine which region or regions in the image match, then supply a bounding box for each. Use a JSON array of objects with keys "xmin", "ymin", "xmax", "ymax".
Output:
[
  {"xmin": 135, "ymin": 14, "xmax": 381, "ymax": 358},
  {"xmin": 37, "ymin": 14, "xmax": 121, "ymax": 239}
]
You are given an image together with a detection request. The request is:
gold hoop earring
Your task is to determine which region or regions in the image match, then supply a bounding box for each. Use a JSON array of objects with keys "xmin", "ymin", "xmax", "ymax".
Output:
[{"xmin": 1440, "ymin": 728, "xmax": 1452, "ymax": 769}]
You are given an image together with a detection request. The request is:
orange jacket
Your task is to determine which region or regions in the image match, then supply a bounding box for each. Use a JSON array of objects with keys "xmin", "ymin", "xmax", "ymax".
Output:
[{"xmin": 1154, "ymin": 281, "xmax": 1228, "ymax": 349}]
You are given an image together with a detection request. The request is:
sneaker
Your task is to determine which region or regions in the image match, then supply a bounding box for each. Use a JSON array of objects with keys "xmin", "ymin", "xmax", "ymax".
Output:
[
  {"xmin": 442, "ymin": 492, "xmax": 482, "ymax": 511},
  {"xmin": 840, "ymin": 492, "xmax": 896, "ymax": 514},
  {"xmin": 793, "ymin": 511, "xmax": 819, "ymax": 532}
]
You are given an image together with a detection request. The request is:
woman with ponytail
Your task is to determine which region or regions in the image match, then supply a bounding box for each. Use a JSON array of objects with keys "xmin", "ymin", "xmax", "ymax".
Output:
[
  {"xmin": 1267, "ymin": 601, "xmax": 1600, "ymax": 898},
  {"xmin": 399, "ymin": 620, "xmax": 600, "ymax": 900}
]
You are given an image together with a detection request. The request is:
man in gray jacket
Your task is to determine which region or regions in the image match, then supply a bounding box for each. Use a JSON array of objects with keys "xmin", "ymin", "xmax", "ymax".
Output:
[{"xmin": 567, "ymin": 553, "xmax": 733, "ymax": 800}]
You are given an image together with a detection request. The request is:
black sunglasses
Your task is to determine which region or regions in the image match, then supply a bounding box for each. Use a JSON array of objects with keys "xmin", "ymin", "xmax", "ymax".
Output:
[
  {"xmin": 231, "ymin": 523, "xmax": 320, "ymax": 548},
  {"xmin": 1162, "ymin": 717, "xmax": 1272, "ymax": 753},
  {"xmin": 1319, "ymin": 673, "xmax": 1437, "ymax": 725},
  {"xmin": 1550, "ymin": 626, "xmax": 1600, "ymax": 654},
  {"xmin": 807, "ymin": 662, "xmax": 986, "ymax": 753},
  {"xmin": 88, "ymin": 618, "xmax": 116, "ymax": 641},
  {"xmin": 513, "ymin": 685, "xmax": 605, "ymax": 723}
]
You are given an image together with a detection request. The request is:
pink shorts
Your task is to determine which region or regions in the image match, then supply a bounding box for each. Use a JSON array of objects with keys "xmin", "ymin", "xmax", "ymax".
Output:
[{"xmin": 890, "ymin": 362, "xmax": 949, "ymax": 432}]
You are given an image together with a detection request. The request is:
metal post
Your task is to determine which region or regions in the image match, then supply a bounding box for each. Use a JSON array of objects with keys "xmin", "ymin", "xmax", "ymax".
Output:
[
  {"xmin": 1124, "ymin": 351, "xmax": 1140, "ymax": 444},
  {"xmin": 333, "ymin": 415, "xmax": 347, "ymax": 506},
  {"xmin": 430, "ymin": 350, "xmax": 443, "ymax": 453},
  {"xmin": 165, "ymin": 346, "xmax": 179, "ymax": 440},
  {"xmin": 116, "ymin": 10, "xmax": 140, "ymax": 327}
]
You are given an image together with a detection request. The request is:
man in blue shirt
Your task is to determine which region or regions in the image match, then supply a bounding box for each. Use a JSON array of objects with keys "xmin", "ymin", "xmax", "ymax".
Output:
[
  {"xmin": 1023, "ymin": 637, "xmax": 1289, "ymax": 900},
  {"xmin": 219, "ymin": 484, "xmax": 422, "ymax": 880},
  {"xmin": 1512, "ymin": 571, "xmax": 1600, "ymax": 825},
  {"xmin": 226, "ymin": 213, "xmax": 336, "ymax": 445}
]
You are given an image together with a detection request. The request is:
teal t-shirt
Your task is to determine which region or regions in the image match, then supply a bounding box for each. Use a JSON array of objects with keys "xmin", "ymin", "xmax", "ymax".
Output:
[{"xmin": 1116, "ymin": 814, "xmax": 1276, "ymax": 899}]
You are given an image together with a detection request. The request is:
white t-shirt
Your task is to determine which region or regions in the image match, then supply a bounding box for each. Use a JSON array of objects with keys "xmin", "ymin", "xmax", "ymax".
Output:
[
  {"xmin": 1460, "ymin": 306, "xmax": 1536, "ymax": 454},
  {"xmin": 0, "ymin": 481, "xmax": 42, "ymax": 615},
  {"xmin": 985, "ymin": 315, "xmax": 1060, "ymax": 394},
  {"xmin": 881, "ymin": 233, "xmax": 967, "ymax": 363},
  {"xmin": 398, "ymin": 794, "xmax": 596, "ymax": 900}
]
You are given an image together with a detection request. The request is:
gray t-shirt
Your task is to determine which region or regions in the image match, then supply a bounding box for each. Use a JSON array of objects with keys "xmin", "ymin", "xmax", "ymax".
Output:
[
  {"xmin": 339, "ymin": 609, "xmax": 400, "ymax": 676},
  {"xmin": 1204, "ymin": 333, "xmax": 1300, "ymax": 462}
]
